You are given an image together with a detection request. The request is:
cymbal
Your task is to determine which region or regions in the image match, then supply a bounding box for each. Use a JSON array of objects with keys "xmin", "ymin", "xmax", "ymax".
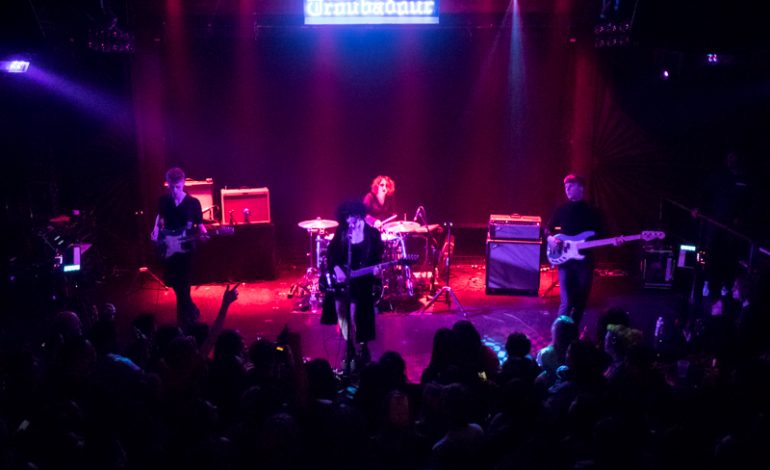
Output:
[
  {"xmin": 383, "ymin": 220, "xmax": 421, "ymax": 233},
  {"xmin": 413, "ymin": 223, "xmax": 442, "ymax": 233},
  {"xmin": 298, "ymin": 218, "xmax": 338, "ymax": 230}
]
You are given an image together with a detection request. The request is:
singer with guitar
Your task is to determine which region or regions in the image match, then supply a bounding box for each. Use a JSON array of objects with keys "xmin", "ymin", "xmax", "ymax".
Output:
[
  {"xmin": 150, "ymin": 167, "xmax": 207, "ymax": 332},
  {"xmin": 547, "ymin": 174, "xmax": 623, "ymax": 327},
  {"xmin": 323, "ymin": 200, "xmax": 384, "ymax": 371}
]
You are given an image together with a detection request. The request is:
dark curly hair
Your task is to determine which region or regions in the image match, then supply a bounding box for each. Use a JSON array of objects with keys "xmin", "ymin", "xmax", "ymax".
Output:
[{"xmin": 336, "ymin": 200, "xmax": 367, "ymax": 224}]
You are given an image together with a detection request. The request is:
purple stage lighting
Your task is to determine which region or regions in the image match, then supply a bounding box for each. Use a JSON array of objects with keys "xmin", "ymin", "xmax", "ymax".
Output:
[
  {"xmin": 2, "ymin": 60, "xmax": 30, "ymax": 73},
  {"xmin": 706, "ymin": 53, "xmax": 718, "ymax": 64},
  {"xmin": 660, "ymin": 69, "xmax": 670, "ymax": 80}
]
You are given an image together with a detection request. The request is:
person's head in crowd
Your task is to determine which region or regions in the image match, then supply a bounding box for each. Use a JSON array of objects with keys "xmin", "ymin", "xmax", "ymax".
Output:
[
  {"xmin": 213, "ymin": 329, "xmax": 244, "ymax": 362},
  {"xmin": 565, "ymin": 340, "xmax": 605, "ymax": 383},
  {"xmin": 379, "ymin": 350, "xmax": 407, "ymax": 386},
  {"xmin": 163, "ymin": 335, "xmax": 198, "ymax": 372},
  {"xmin": 452, "ymin": 320, "xmax": 483, "ymax": 360},
  {"xmin": 505, "ymin": 332, "xmax": 532, "ymax": 359},
  {"xmin": 441, "ymin": 383, "xmax": 473, "ymax": 428},
  {"xmin": 152, "ymin": 324, "xmax": 183, "ymax": 360},
  {"xmin": 305, "ymin": 358, "xmax": 337, "ymax": 402},
  {"xmin": 551, "ymin": 315, "xmax": 578, "ymax": 352},
  {"xmin": 132, "ymin": 313, "xmax": 156, "ymax": 341},
  {"xmin": 89, "ymin": 319, "xmax": 118, "ymax": 356},
  {"xmin": 187, "ymin": 322, "xmax": 210, "ymax": 349},
  {"xmin": 596, "ymin": 307, "xmax": 630, "ymax": 348},
  {"xmin": 52, "ymin": 311, "xmax": 83, "ymax": 342},
  {"xmin": 429, "ymin": 327, "xmax": 457, "ymax": 368},
  {"xmin": 604, "ymin": 324, "xmax": 643, "ymax": 362},
  {"xmin": 98, "ymin": 303, "xmax": 117, "ymax": 322},
  {"xmin": 731, "ymin": 275, "xmax": 752, "ymax": 305}
]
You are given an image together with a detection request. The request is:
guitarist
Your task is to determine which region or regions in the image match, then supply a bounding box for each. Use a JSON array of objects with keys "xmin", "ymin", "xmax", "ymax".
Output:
[
  {"xmin": 150, "ymin": 167, "xmax": 207, "ymax": 332},
  {"xmin": 322, "ymin": 200, "xmax": 384, "ymax": 369},
  {"xmin": 546, "ymin": 174, "xmax": 609, "ymax": 327}
]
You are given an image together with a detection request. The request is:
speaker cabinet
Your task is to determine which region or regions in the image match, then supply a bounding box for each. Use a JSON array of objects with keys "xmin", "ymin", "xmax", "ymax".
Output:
[
  {"xmin": 486, "ymin": 239, "xmax": 541, "ymax": 295},
  {"xmin": 641, "ymin": 248, "xmax": 674, "ymax": 289},
  {"xmin": 221, "ymin": 187, "xmax": 271, "ymax": 225}
]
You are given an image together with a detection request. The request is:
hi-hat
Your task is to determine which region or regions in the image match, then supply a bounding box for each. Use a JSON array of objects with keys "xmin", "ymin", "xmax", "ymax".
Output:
[
  {"xmin": 383, "ymin": 220, "xmax": 421, "ymax": 233},
  {"xmin": 298, "ymin": 218, "xmax": 338, "ymax": 230}
]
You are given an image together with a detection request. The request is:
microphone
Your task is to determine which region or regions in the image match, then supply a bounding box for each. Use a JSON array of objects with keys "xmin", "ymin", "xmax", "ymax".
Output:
[{"xmin": 413, "ymin": 206, "xmax": 425, "ymax": 223}]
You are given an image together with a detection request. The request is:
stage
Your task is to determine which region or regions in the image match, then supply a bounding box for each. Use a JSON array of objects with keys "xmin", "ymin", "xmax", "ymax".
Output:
[{"xmin": 105, "ymin": 260, "xmax": 683, "ymax": 382}]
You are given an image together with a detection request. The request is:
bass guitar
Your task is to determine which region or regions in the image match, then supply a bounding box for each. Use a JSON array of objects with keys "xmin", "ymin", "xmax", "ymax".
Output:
[
  {"xmin": 156, "ymin": 226, "xmax": 235, "ymax": 259},
  {"xmin": 322, "ymin": 254, "xmax": 418, "ymax": 294},
  {"xmin": 547, "ymin": 230, "xmax": 665, "ymax": 265}
]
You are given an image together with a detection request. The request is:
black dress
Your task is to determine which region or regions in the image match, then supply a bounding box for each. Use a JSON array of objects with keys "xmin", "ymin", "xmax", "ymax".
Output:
[{"xmin": 321, "ymin": 223, "xmax": 384, "ymax": 343}]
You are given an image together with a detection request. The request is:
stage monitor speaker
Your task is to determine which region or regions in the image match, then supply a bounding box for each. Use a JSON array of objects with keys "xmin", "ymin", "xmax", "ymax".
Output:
[
  {"xmin": 486, "ymin": 239, "xmax": 541, "ymax": 295},
  {"xmin": 221, "ymin": 187, "xmax": 271, "ymax": 225}
]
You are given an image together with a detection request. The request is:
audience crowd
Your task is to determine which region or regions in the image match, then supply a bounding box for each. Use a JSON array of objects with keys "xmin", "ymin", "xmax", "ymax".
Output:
[{"xmin": 1, "ymin": 271, "xmax": 769, "ymax": 470}]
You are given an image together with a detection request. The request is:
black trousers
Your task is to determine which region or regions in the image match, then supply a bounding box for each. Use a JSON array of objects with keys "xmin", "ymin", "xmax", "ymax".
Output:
[
  {"xmin": 557, "ymin": 260, "xmax": 594, "ymax": 326},
  {"xmin": 164, "ymin": 252, "xmax": 199, "ymax": 331}
]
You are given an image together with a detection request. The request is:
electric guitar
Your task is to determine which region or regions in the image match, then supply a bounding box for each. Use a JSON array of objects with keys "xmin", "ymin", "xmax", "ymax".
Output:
[
  {"xmin": 156, "ymin": 226, "xmax": 235, "ymax": 259},
  {"xmin": 547, "ymin": 230, "xmax": 665, "ymax": 265},
  {"xmin": 322, "ymin": 255, "xmax": 418, "ymax": 294}
]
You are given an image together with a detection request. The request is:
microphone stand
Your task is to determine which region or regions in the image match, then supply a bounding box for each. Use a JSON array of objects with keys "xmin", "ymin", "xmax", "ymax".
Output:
[
  {"xmin": 343, "ymin": 231, "xmax": 355, "ymax": 378},
  {"xmin": 421, "ymin": 222, "xmax": 466, "ymax": 316}
]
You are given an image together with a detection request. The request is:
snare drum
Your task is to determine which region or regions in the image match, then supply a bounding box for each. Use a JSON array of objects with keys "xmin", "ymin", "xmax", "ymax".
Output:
[{"xmin": 382, "ymin": 231, "xmax": 407, "ymax": 261}]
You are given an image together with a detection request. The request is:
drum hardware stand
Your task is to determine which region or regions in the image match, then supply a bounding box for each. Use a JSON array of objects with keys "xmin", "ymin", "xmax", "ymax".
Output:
[
  {"xmin": 289, "ymin": 219, "xmax": 338, "ymax": 312},
  {"xmin": 288, "ymin": 229, "xmax": 324, "ymax": 312},
  {"xmin": 421, "ymin": 222, "xmax": 466, "ymax": 317}
]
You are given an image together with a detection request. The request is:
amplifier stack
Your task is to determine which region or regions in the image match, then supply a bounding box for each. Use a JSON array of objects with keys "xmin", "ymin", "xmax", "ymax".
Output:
[{"xmin": 486, "ymin": 214, "xmax": 542, "ymax": 295}]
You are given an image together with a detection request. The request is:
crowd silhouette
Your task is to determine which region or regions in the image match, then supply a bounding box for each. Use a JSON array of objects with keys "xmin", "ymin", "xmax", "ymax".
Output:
[{"xmin": 1, "ymin": 269, "xmax": 769, "ymax": 470}]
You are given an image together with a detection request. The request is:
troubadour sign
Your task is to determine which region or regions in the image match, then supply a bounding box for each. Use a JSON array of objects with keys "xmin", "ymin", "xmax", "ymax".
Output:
[{"xmin": 305, "ymin": 0, "xmax": 439, "ymax": 24}]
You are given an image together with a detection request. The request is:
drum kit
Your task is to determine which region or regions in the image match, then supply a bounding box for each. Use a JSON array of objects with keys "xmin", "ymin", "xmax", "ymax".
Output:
[{"xmin": 288, "ymin": 215, "xmax": 443, "ymax": 312}]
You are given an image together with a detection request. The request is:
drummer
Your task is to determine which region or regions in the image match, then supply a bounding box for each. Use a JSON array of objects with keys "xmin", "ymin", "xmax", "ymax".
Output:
[{"xmin": 363, "ymin": 175, "xmax": 396, "ymax": 229}]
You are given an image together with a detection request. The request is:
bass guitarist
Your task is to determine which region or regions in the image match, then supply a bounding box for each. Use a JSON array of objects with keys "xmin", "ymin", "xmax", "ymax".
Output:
[
  {"xmin": 322, "ymin": 200, "xmax": 384, "ymax": 370},
  {"xmin": 546, "ymin": 174, "xmax": 621, "ymax": 327},
  {"xmin": 150, "ymin": 167, "xmax": 207, "ymax": 332}
]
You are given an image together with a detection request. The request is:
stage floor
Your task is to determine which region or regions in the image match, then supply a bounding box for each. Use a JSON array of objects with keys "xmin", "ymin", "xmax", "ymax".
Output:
[{"xmin": 107, "ymin": 261, "xmax": 684, "ymax": 382}]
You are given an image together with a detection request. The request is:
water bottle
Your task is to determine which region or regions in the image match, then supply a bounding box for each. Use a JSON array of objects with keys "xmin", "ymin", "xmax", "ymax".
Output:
[{"xmin": 655, "ymin": 315, "xmax": 666, "ymax": 356}]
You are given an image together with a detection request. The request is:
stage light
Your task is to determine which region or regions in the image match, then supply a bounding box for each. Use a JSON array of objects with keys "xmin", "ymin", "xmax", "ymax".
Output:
[
  {"xmin": 2, "ymin": 60, "xmax": 30, "ymax": 73},
  {"xmin": 660, "ymin": 69, "xmax": 670, "ymax": 80},
  {"xmin": 706, "ymin": 53, "xmax": 718, "ymax": 64}
]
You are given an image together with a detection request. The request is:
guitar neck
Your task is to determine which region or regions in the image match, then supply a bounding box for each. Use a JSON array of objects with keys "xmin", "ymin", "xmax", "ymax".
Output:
[
  {"xmin": 579, "ymin": 234, "xmax": 641, "ymax": 249},
  {"xmin": 350, "ymin": 260, "xmax": 398, "ymax": 278}
]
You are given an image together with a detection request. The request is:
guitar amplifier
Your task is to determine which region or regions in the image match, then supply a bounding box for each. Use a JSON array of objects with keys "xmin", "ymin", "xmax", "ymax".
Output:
[
  {"xmin": 164, "ymin": 178, "xmax": 216, "ymax": 222},
  {"xmin": 488, "ymin": 214, "xmax": 541, "ymax": 241},
  {"xmin": 221, "ymin": 187, "xmax": 271, "ymax": 224}
]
